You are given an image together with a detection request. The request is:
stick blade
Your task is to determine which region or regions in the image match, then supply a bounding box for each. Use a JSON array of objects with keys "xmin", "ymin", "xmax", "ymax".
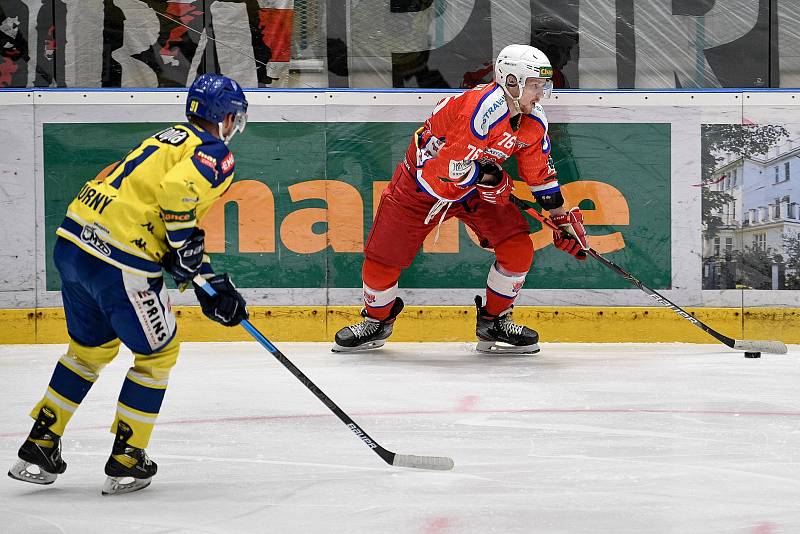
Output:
[
  {"xmin": 733, "ymin": 339, "xmax": 788, "ymax": 354},
  {"xmin": 392, "ymin": 454, "xmax": 454, "ymax": 471}
]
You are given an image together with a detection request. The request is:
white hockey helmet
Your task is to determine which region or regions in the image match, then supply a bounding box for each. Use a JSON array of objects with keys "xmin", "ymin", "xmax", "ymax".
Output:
[{"xmin": 495, "ymin": 44, "xmax": 554, "ymax": 103}]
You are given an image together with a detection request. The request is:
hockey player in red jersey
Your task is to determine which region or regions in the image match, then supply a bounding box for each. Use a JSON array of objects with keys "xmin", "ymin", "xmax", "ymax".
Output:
[{"xmin": 333, "ymin": 44, "xmax": 589, "ymax": 355}]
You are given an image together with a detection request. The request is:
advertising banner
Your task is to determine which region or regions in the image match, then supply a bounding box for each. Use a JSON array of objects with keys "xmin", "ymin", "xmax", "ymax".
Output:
[
  {"xmin": 5, "ymin": 88, "xmax": 800, "ymax": 312},
  {"xmin": 42, "ymin": 121, "xmax": 671, "ymax": 292}
]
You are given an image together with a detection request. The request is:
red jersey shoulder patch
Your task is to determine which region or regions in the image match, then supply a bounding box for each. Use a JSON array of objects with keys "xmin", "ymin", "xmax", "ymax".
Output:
[
  {"xmin": 195, "ymin": 150, "xmax": 217, "ymax": 171},
  {"xmin": 221, "ymin": 152, "xmax": 235, "ymax": 174}
]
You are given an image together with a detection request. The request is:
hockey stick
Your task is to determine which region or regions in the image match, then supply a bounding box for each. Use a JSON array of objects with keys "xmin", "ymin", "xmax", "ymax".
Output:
[
  {"xmin": 193, "ymin": 276, "xmax": 455, "ymax": 470},
  {"xmin": 509, "ymin": 195, "xmax": 788, "ymax": 355}
]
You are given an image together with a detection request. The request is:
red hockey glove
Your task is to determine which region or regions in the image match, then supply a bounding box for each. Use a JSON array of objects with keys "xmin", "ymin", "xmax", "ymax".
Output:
[
  {"xmin": 475, "ymin": 161, "xmax": 513, "ymax": 206},
  {"xmin": 551, "ymin": 208, "xmax": 588, "ymax": 260}
]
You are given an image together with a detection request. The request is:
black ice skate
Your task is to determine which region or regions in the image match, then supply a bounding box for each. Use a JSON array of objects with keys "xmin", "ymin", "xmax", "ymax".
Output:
[
  {"xmin": 332, "ymin": 298, "xmax": 405, "ymax": 352},
  {"xmin": 475, "ymin": 296, "xmax": 540, "ymax": 355},
  {"xmin": 102, "ymin": 421, "xmax": 157, "ymax": 496},
  {"xmin": 8, "ymin": 407, "xmax": 67, "ymax": 485}
]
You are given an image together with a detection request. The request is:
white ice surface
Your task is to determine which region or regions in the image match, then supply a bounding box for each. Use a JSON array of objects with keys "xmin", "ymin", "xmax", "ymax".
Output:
[{"xmin": 1, "ymin": 342, "xmax": 799, "ymax": 534}]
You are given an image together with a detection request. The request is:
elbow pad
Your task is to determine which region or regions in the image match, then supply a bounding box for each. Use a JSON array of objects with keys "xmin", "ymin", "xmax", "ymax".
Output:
[{"xmin": 534, "ymin": 189, "xmax": 564, "ymax": 211}]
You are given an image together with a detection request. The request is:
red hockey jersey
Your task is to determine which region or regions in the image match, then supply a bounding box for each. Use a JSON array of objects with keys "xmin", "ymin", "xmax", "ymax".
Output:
[{"xmin": 404, "ymin": 82, "xmax": 559, "ymax": 202}]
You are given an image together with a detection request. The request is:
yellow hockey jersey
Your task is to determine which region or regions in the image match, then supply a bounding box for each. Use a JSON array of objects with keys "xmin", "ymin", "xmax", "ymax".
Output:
[{"xmin": 56, "ymin": 123, "xmax": 235, "ymax": 278}]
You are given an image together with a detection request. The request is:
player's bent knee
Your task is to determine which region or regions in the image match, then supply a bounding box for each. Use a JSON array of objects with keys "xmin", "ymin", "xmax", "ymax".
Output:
[
  {"xmin": 362, "ymin": 257, "xmax": 403, "ymax": 290},
  {"xmin": 494, "ymin": 233, "xmax": 534, "ymax": 273},
  {"xmin": 66, "ymin": 337, "xmax": 121, "ymax": 368},
  {"xmin": 133, "ymin": 336, "xmax": 180, "ymax": 372}
]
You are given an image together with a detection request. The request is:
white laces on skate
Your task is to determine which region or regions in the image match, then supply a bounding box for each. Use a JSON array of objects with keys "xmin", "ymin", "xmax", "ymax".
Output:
[
  {"xmin": 498, "ymin": 312, "xmax": 524, "ymax": 336},
  {"xmin": 349, "ymin": 317, "xmax": 381, "ymax": 338},
  {"xmin": 133, "ymin": 448, "xmax": 152, "ymax": 466}
]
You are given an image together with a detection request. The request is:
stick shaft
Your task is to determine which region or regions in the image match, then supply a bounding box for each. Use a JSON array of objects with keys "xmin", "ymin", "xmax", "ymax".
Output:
[
  {"xmin": 509, "ymin": 196, "xmax": 787, "ymax": 354},
  {"xmin": 193, "ymin": 276, "xmax": 456, "ymax": 468},
  {"xmin": 239, "ymin": 320, "xmax": 398, "ymax": 464}
]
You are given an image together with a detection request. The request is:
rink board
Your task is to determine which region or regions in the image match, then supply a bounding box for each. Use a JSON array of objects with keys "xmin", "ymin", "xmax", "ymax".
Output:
[
  {"xmin": 1, "ymin": 305, "xmax": 798, "ymax": 345},
  {"xmin": 2, "ymin": 89, "xmax": 800, "ymax": 343}
]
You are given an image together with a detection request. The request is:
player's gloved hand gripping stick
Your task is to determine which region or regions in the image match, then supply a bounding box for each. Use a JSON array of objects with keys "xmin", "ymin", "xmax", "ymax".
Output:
[
  {"xmin": 193, "ymin": 274, "xmax": 248, "ymax": 326},
  {"xmin": 551, "ymin": 208, "xmax": 589, "ymax": 261},
  {"xmin": 475, "ymin": 160, "xmax": 514, "ymax": 206},
  {"xmin": 163, "ymin": 228, "xmax": 206, "ymax": 286},
  {"xmin": 193, "ymin": 275, "xmax": 455, "ymax": 471},
  {"xmin": 510, "ymin": 195, "xmax": 788, "ymax": 355}
]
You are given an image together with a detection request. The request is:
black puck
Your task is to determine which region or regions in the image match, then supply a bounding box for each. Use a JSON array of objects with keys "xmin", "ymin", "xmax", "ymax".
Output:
[{"xmin": 744, "ymin": 351, "xmax": 761, "ymax": 358}]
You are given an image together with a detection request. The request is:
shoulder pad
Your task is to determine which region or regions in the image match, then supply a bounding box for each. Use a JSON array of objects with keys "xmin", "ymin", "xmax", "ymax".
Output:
[
  {"xmin": 470, "ymin": 85, "xmax": 509, "ymax": 140},
  {"xmin": 527, "ymin": 104, "xmax": 549, "ymax": 134},
  {"xmin": 526, "ymin": 104, "xmax": 551, "ymax": 153},
  {"xmin": 182, "ymin": 122, "xmax": 220, "ymax": 145},
  {"xmin": 191, "ymin": 140, "xmax": 234, "ymax": 186}
]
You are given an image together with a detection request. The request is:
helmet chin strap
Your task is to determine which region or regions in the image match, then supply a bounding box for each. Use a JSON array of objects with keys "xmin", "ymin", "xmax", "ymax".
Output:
[
  {"xmin": 219, "ymin": 121, "xmax": 236, "ymax": 145},
  {"xmin": 502, "ymin": 83, "xmax": 524, "ymax": 114},
  {"xmin": 218, "ymin": 112, "xmax": 246, "ymax": 145},
  {"xmin": 218, "ymin": 121, "xmax": 228, "ymax": 145},
  {"xmin": 219, "ymin": 121, "xmax": 242, "ymax": 145}
]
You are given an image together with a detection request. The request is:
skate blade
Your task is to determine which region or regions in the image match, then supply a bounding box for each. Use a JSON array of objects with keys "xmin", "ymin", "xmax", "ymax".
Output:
[
  {"xmin": 7, "ymin": 459, "xmax": 58, "ymax": 485},
  {"xmin": 102, "ymin": 475, "xmax": 152, "ymax": 496},
  {"xmin": 476, "ymin": 341, "xmax": 540, "ymax": 355},
  {"xmin": 331, "ymin": 339, "xmax": 386, "ymax": 353}
]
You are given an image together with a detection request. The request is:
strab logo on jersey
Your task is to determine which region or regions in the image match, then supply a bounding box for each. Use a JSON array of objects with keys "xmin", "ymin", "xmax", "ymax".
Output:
[{"xmin": 481, "ymin": 96, "xmax": 505, "ymax": 130}]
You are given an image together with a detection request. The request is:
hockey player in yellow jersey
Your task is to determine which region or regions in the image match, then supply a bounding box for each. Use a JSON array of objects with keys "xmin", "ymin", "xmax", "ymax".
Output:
[{"xmin": 8, "ymin": 73, "xmax": 250, "ymax": 495}]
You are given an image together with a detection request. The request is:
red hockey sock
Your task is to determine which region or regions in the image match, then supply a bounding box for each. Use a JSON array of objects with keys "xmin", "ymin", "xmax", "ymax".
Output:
[
  {"xmin": 485, "ymin": 233, "xmax": 534, "ymax": 316},
  {"xmin": 484, "ymin": 291, "xmax": 514, "ymax": 317},
  {"xmin": 362, "ymin": 257, "xmax": 402, "ymax": 320}
]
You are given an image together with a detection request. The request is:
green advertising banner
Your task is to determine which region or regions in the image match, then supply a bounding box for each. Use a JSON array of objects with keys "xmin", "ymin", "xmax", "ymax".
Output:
[{"xmin": 44, "ymin": 122, "xmax": 671, "ymax": 291}]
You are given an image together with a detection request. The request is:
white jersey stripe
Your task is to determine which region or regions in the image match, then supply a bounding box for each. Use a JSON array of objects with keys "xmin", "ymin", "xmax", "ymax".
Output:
[{"xmin": 530, "ymin": 181, "xmax": 560, "ymax": 193}]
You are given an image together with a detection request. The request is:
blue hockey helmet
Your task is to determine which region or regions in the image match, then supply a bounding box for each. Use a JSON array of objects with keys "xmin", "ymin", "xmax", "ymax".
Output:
[{"xmin": 186, "ymin": 73, "xmax": 249, "ymax": 144}]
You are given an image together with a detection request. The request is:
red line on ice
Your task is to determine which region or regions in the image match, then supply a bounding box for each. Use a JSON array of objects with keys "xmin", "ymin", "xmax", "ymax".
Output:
[{"xmin": 2, "ymin": 407, "xmax": 800, "ymax": 438}]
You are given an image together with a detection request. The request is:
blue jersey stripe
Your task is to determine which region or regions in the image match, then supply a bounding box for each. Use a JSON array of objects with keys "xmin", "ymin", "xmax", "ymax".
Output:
[
  {"xmin": 166, "ymin": 226, "xmax": 197, "ymax": 246},
  {"xmin": 533, "ymin": 186, "xmax": 561, "ymax": 200},
  {"xmin": 58, "ymin": 217, "xmax": 162, "ymax": 275}
]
